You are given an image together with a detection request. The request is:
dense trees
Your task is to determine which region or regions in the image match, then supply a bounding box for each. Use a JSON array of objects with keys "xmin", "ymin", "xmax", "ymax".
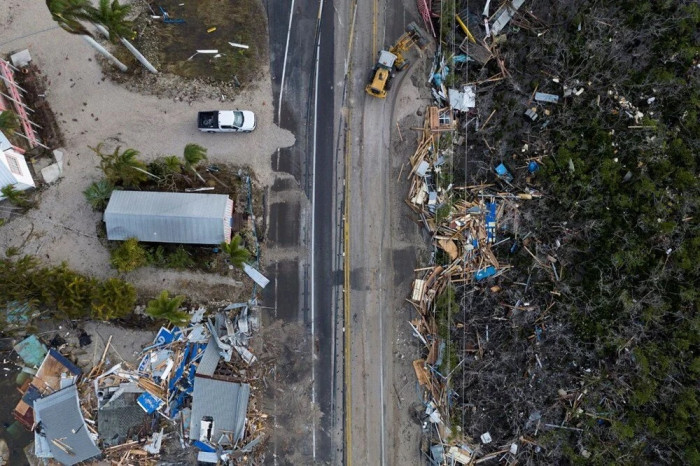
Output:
[
  {"xmin": 523, "ymin": 1, "xmax": 699, "ymax": 463},
  {"xmin": 437, "ymin": 0, "xmax": 698, "ymax": 463},
  {"xmin": 0, "ymin": 254, "xmax": 136, "ymax": 323}
]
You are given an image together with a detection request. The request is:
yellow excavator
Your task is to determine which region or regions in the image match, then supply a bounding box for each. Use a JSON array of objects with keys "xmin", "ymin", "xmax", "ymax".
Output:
[{"xmin": 365, "ymin": 22, "xmax": 427, "ymax": 99}]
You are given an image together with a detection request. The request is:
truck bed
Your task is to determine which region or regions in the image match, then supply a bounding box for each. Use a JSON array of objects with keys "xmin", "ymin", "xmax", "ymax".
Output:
[{"xmin": 198, "ymin": 111, "xmax": 218, "ymax": 129}]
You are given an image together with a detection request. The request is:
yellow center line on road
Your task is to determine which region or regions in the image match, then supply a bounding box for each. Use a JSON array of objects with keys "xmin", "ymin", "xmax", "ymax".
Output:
[{"xmin": 372, "ymin": 0, "xmax": 378, "ymax": 58}]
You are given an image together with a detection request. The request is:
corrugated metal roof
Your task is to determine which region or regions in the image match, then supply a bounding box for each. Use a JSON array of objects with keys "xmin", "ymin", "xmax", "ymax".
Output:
[
  {"xmin": 103, "ymin": 191, "xmax": 233, "ymax": 245},
  {"xmin": 196, "ymin": 338, "xmax": 220, "ymax": 377},
  {"xmin": 33, "ymin": 384, "xmax": 101, "ymax": 465},
  {"xmin": 189, "ymin": 377, "xmax": 250, "ymax": 442}
]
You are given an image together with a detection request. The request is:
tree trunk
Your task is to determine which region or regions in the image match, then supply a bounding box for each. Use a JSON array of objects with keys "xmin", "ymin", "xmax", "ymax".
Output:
[
  {"xmin": 82, "ymin": 35, "xmax": 128, "ymax": 72},
  {"xmin": 95, "ymin": 25, "xmax": 158, "ymax": 74}
]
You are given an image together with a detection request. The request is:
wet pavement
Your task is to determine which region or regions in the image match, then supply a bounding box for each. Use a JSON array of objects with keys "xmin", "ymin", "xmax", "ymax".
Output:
[{"xmin": 263, "ymin": 0, "xmax": 337, "ymax": 463}]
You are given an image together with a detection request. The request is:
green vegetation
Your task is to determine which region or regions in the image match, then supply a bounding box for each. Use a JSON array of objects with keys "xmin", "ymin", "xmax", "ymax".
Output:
[
  {"xmin": 110, "ymin": 237, "xmax": 148, "ymax": 272},
  {"xmin": 523, "ymin": 2, "xmax": 698, "ymax": 463},
  {"xmin": 0, "ymin": 254, "xmax": 135, "ymax": 321},
  {"xmin": 165, "ymin": 245, "xmax": 195, "ymax": 270},
  {"xmin": 0, "ymin": 110, "xmax": 19, "ymax": 135},
  {"xmin": 83, "ymin": 179, "xmax": 115, "ymax": 210},
  {"xmin": 183, "ymin": 143, "xmax": 208, "ymax": 183},
  {"xmin": 221, "ymin": 234, "xmax": 251, "ymax": 269},
  {"xmin": 91, "ymin": 143, "xmax": 150, "ymax": 188},
  {"xmin": 93, "ymin": 0, "xmax": 133, "ymax": 42},
  {"xmin": 1, "ymin": 185, "xmax": 33, "ymax": 209},
  {"xmin": 431, "ymin": 1, "xmax": 699, "ymax": 463},
  {"xmin": 145, "ymin": 290, "xmax": 189, "ymax": 325}
]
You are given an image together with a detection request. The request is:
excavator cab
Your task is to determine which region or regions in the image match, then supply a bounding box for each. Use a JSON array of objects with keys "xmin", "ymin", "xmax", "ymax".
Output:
[{"xmin": 365, "ymin": 51, "xmax": 397, "ymax": 98}]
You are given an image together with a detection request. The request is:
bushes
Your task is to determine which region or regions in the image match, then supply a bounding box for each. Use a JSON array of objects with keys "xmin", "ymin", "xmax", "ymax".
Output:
[
  {"xmin": 110, "ymin": 237, "xmax": 148, "ymax": 272},
  {"xmin": 0, "ymin": 255, "xmax": 136, "ymax": 321}
]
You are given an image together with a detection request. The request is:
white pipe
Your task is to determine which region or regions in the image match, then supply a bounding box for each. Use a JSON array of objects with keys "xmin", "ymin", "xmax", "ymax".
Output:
[
  {"xmin": 95, "ymin": 24, "xmax": 158, "ymax": 74},
  {"xmin": 82, "ymin": 35, "xmax": 128, "ymax": 71}
]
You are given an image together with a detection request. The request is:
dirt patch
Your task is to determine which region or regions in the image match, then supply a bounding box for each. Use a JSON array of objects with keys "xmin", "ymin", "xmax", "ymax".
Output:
[
  {"xmin": 104, "ymin": 0, "xmax": 268, "ymax": 102},
  {"xmin": 12, "ymin": 64, "xmax": 64, "ymax": 150}
]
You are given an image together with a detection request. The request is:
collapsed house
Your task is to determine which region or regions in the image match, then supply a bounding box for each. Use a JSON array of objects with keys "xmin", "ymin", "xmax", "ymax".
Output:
[
  {"xmin": 9, "ymin": 304, "xmax": 266, "ymax": 465},
  {"xmin": 103, "ymin": 190, "xmax": 234, "ymax": 245},
  {"xmin": 13, "ymin": 347, "xmax": 83, "ymax": 430}
]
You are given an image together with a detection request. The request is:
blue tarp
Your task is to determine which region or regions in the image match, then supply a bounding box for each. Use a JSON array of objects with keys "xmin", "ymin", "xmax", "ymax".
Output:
[
  {"xmin": 13, "ymin": 335, "xmax": 47, "ymax": 367},
  {"xmin": 475, "ymin": 266, "xmax": 497, "ymax": 281},
  {"xmin": 192, "ymin": 440, "xmax": 216, "ymax": 452},
  {"xmin": 495, "ymin": 163, "xmax": 513, "ymax": 182}
]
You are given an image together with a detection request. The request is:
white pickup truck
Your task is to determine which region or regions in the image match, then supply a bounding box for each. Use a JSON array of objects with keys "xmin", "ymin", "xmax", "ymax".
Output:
[{"xmin": 197, "ymin": 110, "xmax": 256, "ymax": 133}]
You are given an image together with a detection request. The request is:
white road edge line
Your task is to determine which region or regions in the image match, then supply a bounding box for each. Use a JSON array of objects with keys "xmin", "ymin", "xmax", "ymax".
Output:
[{"xmin": 278, "ymin": 0, "xmax": 295, "ymax": 123}]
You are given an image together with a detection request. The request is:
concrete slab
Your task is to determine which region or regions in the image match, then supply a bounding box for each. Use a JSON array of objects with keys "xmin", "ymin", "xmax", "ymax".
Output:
[{"xmin": 41, "ymin": 163, "xmax": 61, "ymax": 184}]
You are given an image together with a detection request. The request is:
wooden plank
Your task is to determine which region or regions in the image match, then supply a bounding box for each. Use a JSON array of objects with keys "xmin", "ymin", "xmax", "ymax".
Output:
[{"xmin": 413, "ymin": 359, "xmax": 430, "ymax": 386}]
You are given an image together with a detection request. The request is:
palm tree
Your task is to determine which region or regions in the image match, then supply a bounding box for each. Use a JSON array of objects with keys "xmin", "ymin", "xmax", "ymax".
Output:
[
  {"xmin": 91, "ymin": 143, "xmax": 151, "ymax": 187},
  {"xmin": 92, "ymin": 0, "xmax": 158, "ymax": 73},
  {"xmin": 46, "ymin": 0, "xmax": 95, "ymax": 36},
  {"xmin": 162, "ymin": 155, "xmax": 182, "ymax": 175},
  {"xmin": 46, "ymin": 0, "xmax": 128, "ymax": 71},
  {"xmin": 221, "ymin": 234, "xmax": 251, "ymax": 269},
  {"xmin": 93, "ymin": 0, "xmax": 133, "ymax": 43},
  {"xmin": 183, "ymin": 143, "xmax": 208, "ymax": 183},
  {"xmin": 0, "ymin": 110, "xmax": 20, "ymax": 135},
  {"xmin": 145, "ymin": 290, "xmax": 189, "ymax": 326}
]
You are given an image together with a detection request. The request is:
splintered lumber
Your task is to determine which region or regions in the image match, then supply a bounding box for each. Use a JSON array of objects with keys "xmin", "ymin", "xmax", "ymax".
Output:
[
  {"xmin": 88, "ymin": 334, "xmax": 113, "ymax": 379},
  {"xmin": 413, "ymin": 359, "xmax": 430, "ymax": 386},
  {"xmin": 411, "ymin": 279, "xmax": 426, "ymax": 302},
  {"xmin": 52, "ymin": 439, "xmax": 75, "ymax": 455},
  {"xmin": 429, "ymin": 106, "xmax": 439, "ymax": 131},
  {"xmin": 438, "ymin": 239, "xmax": 459, "ymax": 261}
]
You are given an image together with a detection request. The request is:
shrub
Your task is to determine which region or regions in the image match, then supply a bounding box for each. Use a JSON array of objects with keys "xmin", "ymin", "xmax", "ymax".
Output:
[{"xmin": 110, "ymin": 238, "xmax": 148, "ymax": 272}]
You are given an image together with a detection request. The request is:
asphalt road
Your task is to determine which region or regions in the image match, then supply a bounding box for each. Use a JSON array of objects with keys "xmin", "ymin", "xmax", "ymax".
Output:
[
  {"xmin": 263, "ymin": 0, "xmax": 338, "ymax": 463},
  {"xmin": 343, "ymin": 1, "xmax": 424, "ymax": 464}
]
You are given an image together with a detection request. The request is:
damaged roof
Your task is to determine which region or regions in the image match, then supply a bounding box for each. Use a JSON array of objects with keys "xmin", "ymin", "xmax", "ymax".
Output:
[
  {"xmin": 98, "ymin": 390, "xmax": 149, "ymax": 447},
  {"xmin": 189, "ymin": 376, "xmax": 250, "ymax": 443},
  {"xmin": 34, "ymin": 384, "xmax": 101, "ymax": 465}
]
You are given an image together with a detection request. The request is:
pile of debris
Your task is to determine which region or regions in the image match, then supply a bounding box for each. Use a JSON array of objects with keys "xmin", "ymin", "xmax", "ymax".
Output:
[
  {"xmin": 10, "ymin": 303, "xmax": 267, "ymax": 465},
  {"xmin": 404, "ymin": 100, "xmax": 546, "ymax": 463}
]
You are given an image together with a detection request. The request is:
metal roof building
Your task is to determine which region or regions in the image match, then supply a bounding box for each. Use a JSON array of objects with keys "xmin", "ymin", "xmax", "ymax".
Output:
[
  {"xmin": 103, "ymin": 191, "xmax": 233, "ymax": 245},
  {"xmin": 189, "ymin": 376, "xmax": 250, "ymax": 443},
  {"xmin": 33, "ymin": 384, "xmax": 101, "ymax": 465}
]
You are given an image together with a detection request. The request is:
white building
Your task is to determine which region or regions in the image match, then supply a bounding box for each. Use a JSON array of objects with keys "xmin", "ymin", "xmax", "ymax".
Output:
[{"xmin": 0, "ymin": 129, "xmax": 35, "ymax": 199}]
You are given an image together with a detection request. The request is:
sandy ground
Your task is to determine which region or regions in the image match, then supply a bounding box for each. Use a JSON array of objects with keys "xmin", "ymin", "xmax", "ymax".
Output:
[{"xmin": 0, "ymin": 1, "xmax": 294, "ymax": 301}]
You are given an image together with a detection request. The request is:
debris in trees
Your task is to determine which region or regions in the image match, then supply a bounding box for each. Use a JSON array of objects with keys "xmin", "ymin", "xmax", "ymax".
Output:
[
  {"xmin": 534, "ymin": 92, "xmax": 559, "ymax": 104},
  {"xmin": 490, "ymin": 0, "xmax": 527, "ymax": 36},
  {"xmin": 404, "ymin": 105, "xmax": 553, "ymax": 462},
  {"xmin": 524, "ymin": 107, "xmax": 538, "ymax": 121}
]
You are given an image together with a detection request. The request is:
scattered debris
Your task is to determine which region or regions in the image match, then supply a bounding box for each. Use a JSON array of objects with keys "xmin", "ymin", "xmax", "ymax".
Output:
[
  {"xmin": 8, "ymin": 304, "xmax": 267, "ymax": 464},
  {"xmin": 405, "ymin": 104, "xmax": 543, "ymax": 462},
  {"xmin": 534, "ymin": 92, "xmax": 559, "ymax": 104}
]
